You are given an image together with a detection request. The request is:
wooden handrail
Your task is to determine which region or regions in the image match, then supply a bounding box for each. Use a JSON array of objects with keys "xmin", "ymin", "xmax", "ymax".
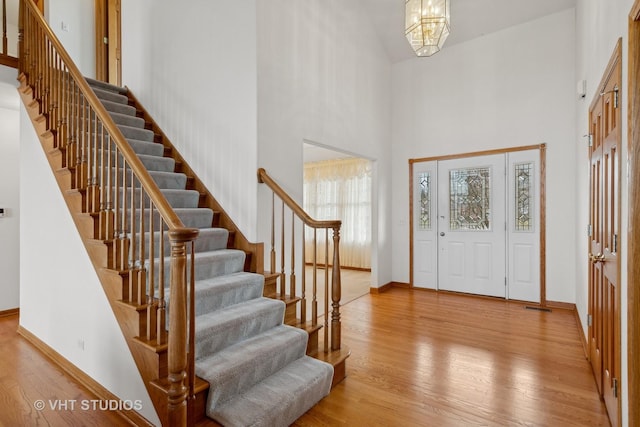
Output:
[
  {"xmin": 21, "ymin": 1, "xmax": 182, "ymax": 231},
  {"xmin": 19, "ymin": 1, "xmax": 197, "ymax": 425},
  {"xmin": 258, "ymin": 167, "xmax": 342, "ymax": 352},
  {"xmin": 258, "ymin": 168, "xmax": 341, "ymax": 230}
]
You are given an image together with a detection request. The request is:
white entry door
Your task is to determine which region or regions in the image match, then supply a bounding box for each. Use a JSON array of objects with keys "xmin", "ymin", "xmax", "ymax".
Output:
[{"xmin": 437, "ymin": 154, "xmax": 506, "ymax": 298}]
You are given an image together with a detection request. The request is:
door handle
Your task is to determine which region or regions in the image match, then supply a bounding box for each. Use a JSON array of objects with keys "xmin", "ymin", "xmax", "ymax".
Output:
[
  {"xmin": 589, "ymin": 253, "xmax": 605, "ymax": 263},
  {"xmin": 440, "ymin": 232, "xmax": 445, "ymax": 237}
]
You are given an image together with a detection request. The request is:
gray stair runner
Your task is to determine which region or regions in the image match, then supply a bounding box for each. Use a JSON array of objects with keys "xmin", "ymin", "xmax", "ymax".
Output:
[{"xmin": 86, "ymin": 77, "xmax": 333, "ymax": 427}]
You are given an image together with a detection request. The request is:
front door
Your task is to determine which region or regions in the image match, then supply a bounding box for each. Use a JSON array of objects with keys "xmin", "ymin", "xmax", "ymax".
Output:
[
  {"xmin": 437, "ymin": 154, "xmax": 506, "ymax": 298},
  {"xmin": 588, "ymin": 40, "xmax": 621, "ymax": 427}
]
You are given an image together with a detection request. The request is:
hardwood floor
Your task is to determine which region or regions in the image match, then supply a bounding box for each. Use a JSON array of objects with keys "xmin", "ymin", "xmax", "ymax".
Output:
[
  {"xmin": 1, "ymin": 288, "xmax": 610, "ymax": 426},
  {"xmin": 0, "ymin": 314, "xmax": 131, "ymax": 426},
  {"xmin": 296, "ymin": 288, "xmax": 611, "ymax": 426}
]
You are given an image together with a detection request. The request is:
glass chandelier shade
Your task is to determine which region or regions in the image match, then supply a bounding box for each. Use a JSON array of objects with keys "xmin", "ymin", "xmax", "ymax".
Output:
[{"xmin": 405, "ymin": 0, "xmax": 450, "ymax": 57}]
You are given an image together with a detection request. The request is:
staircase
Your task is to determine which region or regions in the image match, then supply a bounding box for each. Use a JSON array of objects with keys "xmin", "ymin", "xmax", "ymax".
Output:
[
  {"xmin": 17, "ymin": 1, "xmax": 347, "ymax": 425},
  {"xmin": 85, "ymin": 78, "xmax": 335, "ymax": 425}
]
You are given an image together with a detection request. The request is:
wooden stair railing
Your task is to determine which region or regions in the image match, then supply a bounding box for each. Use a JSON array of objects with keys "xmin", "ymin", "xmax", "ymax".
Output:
[
  {"xmin": 257, "ymin": 168, "xmax": 343, "ymax": 354},
  {"xmin": 0, "ymin": 0, "xmax": 19, "ymax": 68},
  {"xmin": 18, "ymin": 0, "xmax": 195, "ymax": 424}
]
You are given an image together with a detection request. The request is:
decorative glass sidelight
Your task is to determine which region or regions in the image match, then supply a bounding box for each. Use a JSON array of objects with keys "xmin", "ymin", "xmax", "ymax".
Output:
[
  {"xmin": 418, "ymin": 172, "xmax": 432, "ymax": 230},
  {"xmin": 449, "ymin": 167, "xmax": 491, "ymax": 230},
  {"xmin": 515, "ymin": 162, "xmax": 534, "ymax": 231}
]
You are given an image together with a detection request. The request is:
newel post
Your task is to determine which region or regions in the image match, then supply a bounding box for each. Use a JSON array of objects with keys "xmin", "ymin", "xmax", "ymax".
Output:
[
  {"xmin": 331, "ymin": 226, "xmax": 342, "ymax": 351},
  {"xmin": 167, "ymin": 228, "xmax": 198, "ymax": 427}
]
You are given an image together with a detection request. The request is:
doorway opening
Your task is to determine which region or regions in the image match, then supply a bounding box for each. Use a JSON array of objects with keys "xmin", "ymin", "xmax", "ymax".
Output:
[
  {"xmin": 302, "ymin": 142, "xmax": 373, "ymax": 308},
  {"xmin": 409, "ymin": 145, "xmax": 546, "ymax": 304}
]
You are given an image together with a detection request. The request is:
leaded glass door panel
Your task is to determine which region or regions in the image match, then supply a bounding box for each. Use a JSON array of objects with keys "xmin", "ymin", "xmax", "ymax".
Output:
[
  {"xmin": 412, "ymin": 161, "xmax": 438, "ymax": 288},
  {"xmin": 437, "ymin": 154, "xmax": 506, "ymax": 297}
]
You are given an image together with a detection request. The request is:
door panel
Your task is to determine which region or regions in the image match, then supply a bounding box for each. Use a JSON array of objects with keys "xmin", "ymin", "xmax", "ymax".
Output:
[
  {"xmin": 413, "ymin": 161, "xmax": 438, "ymax": 288},
  {"xmin": 506, "ymin": 150, "xmax": 541, "ymax": 302},
  {"xmin": 437, "ymin": 155, "xmax": 506, "ymax": 298},
  {"xmin": 588, "ymin": 42, "xmax": 621, "ymax": 427}
]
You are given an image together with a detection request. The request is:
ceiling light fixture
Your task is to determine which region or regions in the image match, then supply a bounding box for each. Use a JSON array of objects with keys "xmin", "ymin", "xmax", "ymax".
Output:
[{"xmin": 405, "ymin": 0, "xmax": 450, "ymax": 57}]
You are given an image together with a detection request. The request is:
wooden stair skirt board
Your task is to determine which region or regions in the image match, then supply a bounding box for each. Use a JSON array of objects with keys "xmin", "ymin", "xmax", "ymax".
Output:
[{"xmin": 19, "ymin": 74, "xmax": 347, "ymax": 426}]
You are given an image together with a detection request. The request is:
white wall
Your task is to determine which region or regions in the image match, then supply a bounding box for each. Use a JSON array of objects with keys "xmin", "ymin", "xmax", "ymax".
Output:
[
  {"xmin": 0, "ymin": 80, "xmax": 20, "ymax": 312},
  {"xmin": 120, "ymin": 0, "xmax": 259, "ymax": 242},
  {"xmin": 47, "ymin": 0, "xmax": 95, "ymax": 77},
  {"xmin": 19, "ymin": 105, "xmax": 159, "ymax": 425},
  {"xmin": 575, "ymin": 0, "xmax": 633, "ymax": 424},
  {"xmin": 256, "ymin": 0, "xmax": 393, "ymax": 288},
  {"xmin": 391, "ymin": 10, "xmax": 577, "ymax": 303}
]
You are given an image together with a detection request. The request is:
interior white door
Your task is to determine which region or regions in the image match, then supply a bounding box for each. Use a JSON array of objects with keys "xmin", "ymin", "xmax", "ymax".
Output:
[
  {"xmin": 437, "ymin": 154, "xmax": 506, "ymax": 297},
  {"xmin": 413, "ymin": 161, "xmax": 438, "ymax": 288},
  {"xmin": 506, "ymin": 150, "xmax": 541, "ymax": 302}
]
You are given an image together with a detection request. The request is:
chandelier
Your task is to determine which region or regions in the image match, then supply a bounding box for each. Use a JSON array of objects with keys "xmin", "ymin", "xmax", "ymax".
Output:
[{"xmin": 405, "ymin": 0, "xmax": 450, "ymax": 57}]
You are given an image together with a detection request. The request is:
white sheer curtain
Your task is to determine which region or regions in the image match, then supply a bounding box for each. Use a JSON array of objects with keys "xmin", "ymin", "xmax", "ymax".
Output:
[{"xmin": 303, "ymin": 158, "xmax": 371, "ymax": 269}]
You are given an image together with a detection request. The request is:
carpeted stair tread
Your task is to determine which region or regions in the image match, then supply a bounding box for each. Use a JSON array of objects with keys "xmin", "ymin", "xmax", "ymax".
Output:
[
  {"xmin": 210, "ymin": 356, "xmax": 334, "ymax": 427},
  {"xmin": 195, "ymin": 325, "xmax": 309, "ymax": 410},
  {"xmin": 118, "ymin": 123, "xmax": 155, "ymax": 142},
  {"xmin": 100, "ymin": 98, "xmax": 138, "ymax": 117},
  {"xmin": 129, "ymin": 207, "xmax": 212, "ymax": 232},
  {"xmin": 137, "ymin": 153, "xmax": 175, "ymax": 172},
  {"xmin": 126, "ymin": 138, "xmax": 165, "ymax": 157},
  {"xmin": 154, "ymin": 249, "xmax": 247, "ymax": 288},
  {"xmin": 86, "ymin": 77, "xmax": 128, "ymax": 95},
  {"xmin": 91, "ymin": 86, "xmax": 129, "ymax": 105},
  {"xmin": 136, "ymin": 227, "xmax": 229, "ymax": 259},
  {"xmin": 109, "ymin": 111, "xmax": 146, "ymax": 129},
  {"xmin": 116, "ymin": 187, "xmax": 199, "ymax": 210},
  {"xmin": 141, "ymin": 170, "xmax": 187, "ymax": 190},
  {"xmin": 99, "ymin": 150, "xmax": 174, "ymax": 173},
  {"xmin": 195, "ymin": 297, "xmax": 286, "ymax": 358},
  {"xmin": 192, "ymin": 272, "xmax": 264, "ymax": 315}
]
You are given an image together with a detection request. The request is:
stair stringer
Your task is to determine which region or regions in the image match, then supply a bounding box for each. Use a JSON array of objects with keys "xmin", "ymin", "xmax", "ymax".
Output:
[{"xmin": 18, "ymin": 85, "xmax": 162, "ymax": 426}]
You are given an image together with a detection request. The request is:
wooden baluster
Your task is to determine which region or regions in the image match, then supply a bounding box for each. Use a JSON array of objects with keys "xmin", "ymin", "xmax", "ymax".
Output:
[
  {"xmin": 136, "ymin": 185, "xmax": 146, "ymax": 306},
  {"xmin": 280, "ymin": 200, "xmax": 285, "ymax": 296},
  {"xmin": 157, "ymin": 224, "xmax": 167, "ymax": 345},
  {"xmin": 324, "ymin": 228, "xmax": 329, "ymax": 352},
  {"xmin": 147, "ymin": 202, "xmax": 157, "ymax": 341},
  {"xmin": 290, "ymin": 209, "xmax": 296, "ymax": 300},
  {"xmin": 188, "ymin": 239, "xmax": 196, "ymax": 425},
  {"xmin": 300, "ymin": 223, "xmax": 306, "ymax": 323},
  {"xmin": 331, "ymin": 226, "xmax": 342, "ymax": 351},
  {"xmin": 270, "ymin": 192, "xmax": 276, "ymax": 275},
  {"xmin": 17, "ymin": 0, "xmax": 21, "ymax": 72},
  {"xmin": 167, "ymin": 229, "xmax": 198, "ymax": 427},
  {"xmin": 312, "ymin": 228, "xmax": 317, "ymax": 326},
  {"xmin": 2, "ymin": 0, "xmax": 7, "ymax": 55}
]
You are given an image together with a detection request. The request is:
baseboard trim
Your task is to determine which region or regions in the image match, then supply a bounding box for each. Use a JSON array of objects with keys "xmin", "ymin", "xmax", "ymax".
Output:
[
  {"xmin": 17, "ymin": 325, "xmax": 154, "ymax": 427},
  {"xmin": 0, "ymin": 308, "xmax": 19, "ymax": 318},
  {"xmin": 545, "ymin": 300, "xmax": 576, "ymax": 311},
  {"xmin": 573, "ymin": 308, "xmax": 589, "ymax": 359},
  {"xmin": 370, "ymin": 282, "xmax": 410, "ymax": 294}
]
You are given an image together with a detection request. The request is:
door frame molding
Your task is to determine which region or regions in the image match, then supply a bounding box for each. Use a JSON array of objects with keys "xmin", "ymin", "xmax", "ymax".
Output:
[
  {"xmin": 628, "ymin": 2, "xmax": 640, "ymax": 425},
  {"xmin": 408, "ymin": 143, "xmax": 547, "ymax": 305}
]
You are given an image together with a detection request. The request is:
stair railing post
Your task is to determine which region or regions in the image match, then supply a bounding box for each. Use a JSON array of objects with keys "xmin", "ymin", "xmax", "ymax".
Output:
[
  {"xmin": 167, "ymin": 228, "xmax": 198, "ymax": 427},
  {"xmin": 331, "ymin": 226, "xmax": 342, "ymax": 351}
]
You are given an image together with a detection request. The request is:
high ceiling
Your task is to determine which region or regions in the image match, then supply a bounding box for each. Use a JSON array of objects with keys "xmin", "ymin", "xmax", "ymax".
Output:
[{"xmin": 363, "ymin": 0, "xmax": 577, "ymax": 63}]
